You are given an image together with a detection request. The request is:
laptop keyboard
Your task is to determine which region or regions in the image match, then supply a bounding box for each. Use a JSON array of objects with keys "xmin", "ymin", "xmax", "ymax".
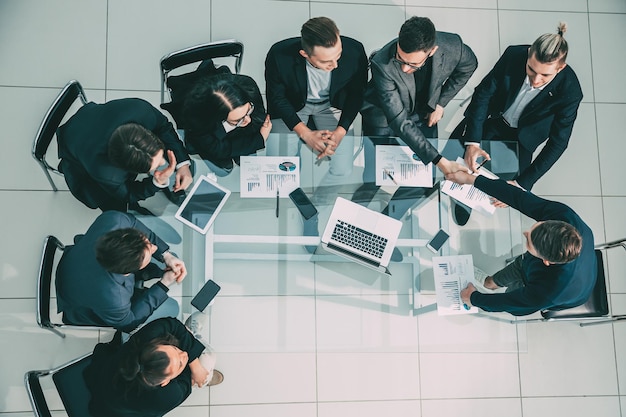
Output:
[{"xmin": 331, "ymin": 220, "xmax": 388, "ymax": 259}]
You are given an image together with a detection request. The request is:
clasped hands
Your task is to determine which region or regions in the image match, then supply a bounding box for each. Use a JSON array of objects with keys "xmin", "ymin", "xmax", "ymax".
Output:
[
  {"xmin": 159, "ymin": 251, "xmax": 187, "ymax": 287},
  {"xmin": 300, "ymin": 126, "xmax": 347, "ymax": 159}
]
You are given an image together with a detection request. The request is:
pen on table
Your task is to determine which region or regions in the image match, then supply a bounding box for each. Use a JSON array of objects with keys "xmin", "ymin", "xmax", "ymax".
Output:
[
  {"xmin": 275, "ymin": 189, "xmax": 279, "ymax": 218},
  {"xmin": 384, "ymin": 169, "xmax": 398, "ymax": 185}
]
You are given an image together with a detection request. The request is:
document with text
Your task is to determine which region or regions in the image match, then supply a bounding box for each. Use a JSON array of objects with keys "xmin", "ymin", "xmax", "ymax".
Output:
[
  {"xmin": 440, "ymin": 157, "xmax": 498, "ymax": 215},
  {"xmin": 433, "ymin": 254, "xmax": 478, "ymax": 315},
  {"xmin": 375, "ymin": 145, "xmax": 433, "ymax": 187},
  {"xmin": 239, "ymin": 156, "xmax": 300, "ymax": 198}
]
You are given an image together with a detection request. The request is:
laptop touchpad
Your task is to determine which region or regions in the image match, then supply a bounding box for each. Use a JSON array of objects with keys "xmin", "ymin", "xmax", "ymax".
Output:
[{"xmin": 357, "ymin": 207, "xmax": 379, "ymax": 229}]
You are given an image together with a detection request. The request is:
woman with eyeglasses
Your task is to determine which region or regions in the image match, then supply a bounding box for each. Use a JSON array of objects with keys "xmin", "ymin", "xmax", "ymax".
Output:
[
  {"xmin": 85, "ymin": 317, "xmax": 222, "ymax": 417},
  {"xmin": 181, "ymin": 73, "xmax": 271, "ymax": 176}
]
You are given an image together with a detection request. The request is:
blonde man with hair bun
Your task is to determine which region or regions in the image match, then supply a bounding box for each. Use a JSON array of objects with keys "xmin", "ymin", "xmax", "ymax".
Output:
[{"xmin": 450, "ymin": 22, "xmax": 583, "ymax": 225}]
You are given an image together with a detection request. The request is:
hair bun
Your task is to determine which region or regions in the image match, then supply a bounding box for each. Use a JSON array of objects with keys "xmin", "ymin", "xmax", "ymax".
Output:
[{"xmin": 557, "ymin": 22, "xmax": 567, "ymax": 36}]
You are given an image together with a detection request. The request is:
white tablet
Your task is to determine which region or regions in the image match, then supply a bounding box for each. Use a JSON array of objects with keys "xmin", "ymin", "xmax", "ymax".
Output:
[{"xmin": 174, "ymin": 175, "xmax": 231, "ymax": 234}]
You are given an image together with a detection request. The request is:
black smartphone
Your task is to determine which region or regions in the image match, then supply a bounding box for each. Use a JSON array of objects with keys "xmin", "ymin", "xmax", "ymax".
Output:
[
  {"xmin": 289, "ymin": 188, "xmax": 318, "ymax": 220},
  {"xmin": 191, "ymin": 279, "xmax": 221, "ymax": 312},
  {"xmin": 427, "ymin": 229, "xmax": 450, "ymax": 253}
]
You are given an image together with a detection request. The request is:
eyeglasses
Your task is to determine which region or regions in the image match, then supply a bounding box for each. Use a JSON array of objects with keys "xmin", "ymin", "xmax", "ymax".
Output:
[
  {"xmin": 393, "ymin": 51, "xmax": 431, "ymax": 71},
  {"xmin": 227, "ymin": 102, "xmax": 254, "ymax": 128}
]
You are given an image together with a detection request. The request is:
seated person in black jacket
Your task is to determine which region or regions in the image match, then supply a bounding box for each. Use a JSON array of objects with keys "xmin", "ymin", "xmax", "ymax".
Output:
[
  {"xmin": 165, "ymin": 73, "xmax": 271, "ymax": 176},
  {"xmin": 56, "ymin": 211, "xmax": 186, "ymax": 332},
  {"xmin": 85, "ymin": 317, "xmax": 222, "ymax": 417},
  {"xmin": 57, "ymin": 98, "xmax": 193, "ymax": 211}
]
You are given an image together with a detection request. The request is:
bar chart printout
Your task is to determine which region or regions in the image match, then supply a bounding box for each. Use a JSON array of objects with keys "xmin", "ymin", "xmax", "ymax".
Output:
[
  {"xmin": 240, "ymin": 156, "xmax": 300, "ymax": 198},
  {"xmin": 433, "ymin": 254, "xmax": 478, "ymax": 315},
  {"xmin": 375, "ymin": 145, "xmax": 433, "ymax": 187}
]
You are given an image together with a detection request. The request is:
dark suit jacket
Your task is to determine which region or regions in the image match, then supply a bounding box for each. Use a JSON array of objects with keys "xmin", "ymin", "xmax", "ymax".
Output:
[
  {"xmin": 57, "ymin": 98, "xmax": 190, "ymax": 210},
  {"xmin": 461, "ymin": 45, "xmax": 583, "ymax": 189},
  {"xmin": 362, "ymin": 32, "xmax": 477, "ymax": 164},
  {"xmin": 470, "ymin": 177, "xmax": 596, "ymax": 316},
  {"xmin": 85, "ymin": 318, "xmax": 205, "ymax": 417},
  {"xmin": 183, "ymin": 74, "xmax": 267, "ymax": 168},
  {"xmin": 265, "ymin": 36, "xmax": 368, "ymax": 131},
  {"xmin": 56, "ymin": 211, "xmax": 170, "ymax": 332}
]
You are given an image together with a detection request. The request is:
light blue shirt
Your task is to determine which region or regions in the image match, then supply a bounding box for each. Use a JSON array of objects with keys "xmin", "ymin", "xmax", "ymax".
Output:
[
  {"xmin": 305, "ymin": 60, "xmax": 331, "ymax": 102},
  {"xmin": 502, "ymin": 76, "xmax": 549, "ymax": 128}
]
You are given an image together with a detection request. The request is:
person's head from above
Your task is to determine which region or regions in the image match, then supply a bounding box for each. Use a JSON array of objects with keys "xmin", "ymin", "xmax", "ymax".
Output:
[
  {"xmin": 396, "ymin": 16, "xmax": 438, "ymax": 74},
  {"xmin": 299, "ymin": 16, "xmax": 342, "ymax": 72},
  {"xmin": 184, "ymin": 74, "xmax": 255, "ymax": 130},
  {"xmin": 523, "ymin": 220, "xmax": 582, "ymax": 265},
  {"xmin": 527, "ymin": 22, "xmax": 569, "ymax": 88},
  {"xmin": 117, "ymin": 334, "xmax": 188, "ymax": 390},
  {"xmin": 108, "ymin": 124, "xmax": 165, "ymax": 173},
  {"xmin": 95, "ymin": 228, "xmax": 157, "ymax": 274}
]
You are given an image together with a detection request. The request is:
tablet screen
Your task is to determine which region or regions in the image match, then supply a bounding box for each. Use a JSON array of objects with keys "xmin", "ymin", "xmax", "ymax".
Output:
[{"xmin": 175, "ymin": 176, "xmax": 231, "ymax": 234}]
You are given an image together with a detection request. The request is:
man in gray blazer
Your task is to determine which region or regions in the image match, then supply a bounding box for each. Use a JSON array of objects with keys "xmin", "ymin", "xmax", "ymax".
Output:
[
  {"xmin": 355, "ymin": 16, "xmax": 477, "ymax": 218},
  {"xmin": 56, "ymin": 211, "xmax": 186, "ymax": 332}
]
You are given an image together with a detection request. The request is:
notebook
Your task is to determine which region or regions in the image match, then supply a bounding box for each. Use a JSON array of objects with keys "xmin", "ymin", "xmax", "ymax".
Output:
[
  {"xmin": 174, "ymin": 175, "xmax": 231, "ymax": 234},
  {"xmin": 321, "ymin": 197, "xmax": 403, "ymax": 276}
]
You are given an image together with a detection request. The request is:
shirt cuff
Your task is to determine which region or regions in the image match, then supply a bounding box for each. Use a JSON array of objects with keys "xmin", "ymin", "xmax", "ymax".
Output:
[
  {"xmin": 154, "ymin": 281, "xmax": 170, "ymax": 293},
  {"xmin": 465, "ymin": 142, "xmax": 480, "ymax": 147},
  {"xmin": 431, "ymin": 154, "xmax": 443, "ymax": 165},
  {"xmin": 176, "ymin": 160, "xmax": 191, "ymax": 170},
  {"xmin": 152, "ymin": 176, "xmax": 170, "ymax": 188}
]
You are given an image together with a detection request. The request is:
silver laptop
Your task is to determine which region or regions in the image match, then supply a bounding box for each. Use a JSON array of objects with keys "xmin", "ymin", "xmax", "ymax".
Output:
[{"xmin": 321, "ymin": 197, "xmax": 403, "ymax": 276}]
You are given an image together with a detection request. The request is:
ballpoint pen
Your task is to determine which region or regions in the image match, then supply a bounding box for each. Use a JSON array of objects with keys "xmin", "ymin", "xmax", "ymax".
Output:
[
  {"xmin": 275, "ymin": 189, "xmax": 280, "ymax": 218},
  {"xmin": 475, "ymin": 158, "xmax": 489, "ymax": 171},
  {"xmin": 384, "ymin": 169, "xmax": 398, "ymax": 185}
]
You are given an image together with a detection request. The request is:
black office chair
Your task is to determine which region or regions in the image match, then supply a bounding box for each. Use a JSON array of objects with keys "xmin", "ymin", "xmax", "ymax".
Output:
[
  {"xmin": 159, "ymin": 39, "xmax": 244, "ymax": 105},
  {"xmin": 25, "ymin": 353, "xmax": 93, "ymax": 417},
  {"xmin": 514, "ymin": 238, "xmax": 626, "ymax": 326},
  {"xmin": 37, "ymin": 235, "xmax": 113, "ymax": 338},
  {"xmin": 32, "ymin": 80, "xmax": 88, "ymax": 191}
]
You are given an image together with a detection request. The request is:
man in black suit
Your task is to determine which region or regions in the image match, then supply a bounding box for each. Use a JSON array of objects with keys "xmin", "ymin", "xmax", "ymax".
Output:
[
  {"xmin": 450, "ymin": 23, "xmax": 583, "ymax": 225},
  {"xmin": 56, "ymin": 211, "xmax": 186, "ymax": 332},
  {"xmin": 265, "ymin": 16, "xmax": 368, "ymax": 177},
  {"xmin": 58, "ymin": 98, "xmax": 193, "ymax": 211}
]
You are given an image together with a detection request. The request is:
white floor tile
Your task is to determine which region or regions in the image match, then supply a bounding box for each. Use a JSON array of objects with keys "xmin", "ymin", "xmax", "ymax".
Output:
[
  {"xmin": 589, "ymin": 0, "xmax": 626, "ymax": 12},
  {"xmin": 317, "ymin": 352, "xmax": 420, "ymax": 401},
  {"xmin": 498, "ymin": 0, "xmax": 588, "ymax": 12},
  {"xmin": 316, "ymin": 294, "xmax": 419, "ymax": 352},
  {"xmin": 210, "ymin": 403, "xmax": 317, "ymax": 417},
  {"xmin": 596, "ymin": 104, "xmax": 626, "ymax": 196},
  {"xmin": 519, "ymin": 321, "xmax": 618, "ymax": 396},
  {"xmin": 422, "ymin": 398, "xmax": 522, "ymax": 417},
  {"xmin": 407, "ymin": 0, "xmax": 496, "ymax": 8},
  {"xmin": 590, "ymin": 14, "xmax": 626, "ymax": 103},
  {"xmin": 318, "ymin": 400, "xmax": 422, "ymax": 417},
  {"xmin": 522, "ymin": 396, "xmax": 621, "ymax": 417},
  {"xmin": 166, "ymin": 405, "xmax": 209, "ymax": 417},
  {"xmin": 419, "ymin": 352, "xmax": 520, "ymax": 399},
  {"xmin": 209, "ymin": 353, "xmax": 317, "ymax": 404}
]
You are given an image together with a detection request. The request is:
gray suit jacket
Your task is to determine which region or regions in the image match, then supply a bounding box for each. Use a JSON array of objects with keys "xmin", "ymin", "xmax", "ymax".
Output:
[{"xmin": 362, "ymin": 32, "xmax": 477, "ymax": 163}]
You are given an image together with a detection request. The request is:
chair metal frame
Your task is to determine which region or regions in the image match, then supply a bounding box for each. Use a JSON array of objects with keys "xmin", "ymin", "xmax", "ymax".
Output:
[
  {"xmin": 159, "ymin": 39, "xmax": 244, "ymax": 104},
  {"xmin": 32, "ymin": 80, "xmax": 88, "ymax": 191},
  {"xmin": 511, "ymin": 238, "xmax": 626, "ymax": 327},
  {"xmin": 25, "ymin": 353, "xmax": 93, "ymax": 417},
  {"xmin": 37, "ymin": 235, "xmax": 113, "ymax": 338}
]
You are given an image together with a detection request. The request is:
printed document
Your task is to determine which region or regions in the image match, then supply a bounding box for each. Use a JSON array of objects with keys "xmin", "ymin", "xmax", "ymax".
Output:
[
  {"xmin": 375, "ymin": 145, "xmax": 433, "ymax": 187},
  {"xmin": 440, "ymin": 157, "xmax": 498, "ymax": 215},
  {"xmin": 240, "ymin": 156, "xmax": 300, "ymax": 198},
  {"xmin": 433, "ymin": 254, "xmax": 478, "ymax": 315}
]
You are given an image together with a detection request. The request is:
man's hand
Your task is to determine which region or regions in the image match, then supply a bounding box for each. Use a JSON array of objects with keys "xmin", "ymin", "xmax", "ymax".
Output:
[
  {"xmin": 173, "ymin": 164, "xmax": 193, "ymax": 192},
  {"xmin": 260, "ymin": 115, "xmax": 272, "ymax": 141},
  {"xmin": 436, "ymin": 157, "xmax": 466, "ymax": 176},
  {"xmin": 461, "ymin": 283, "xmax": 477, "ymax": 307},
  {"xmin": 426, "ymin": 104, "xmax": 444, "ymax": 127},
  {"xmin": 153, "ymin": 150, "xmax": 177, "ymax": 186},
  {"xmin": 463, "ymin": 144, "xmax": 491, "ymax": 172},
  {"xmin": 318, "ymin": 126, "xmax": 347, "ymax": 159},
  {"xmin": 444, "ymin": 169, "xmax": 477, "ymax": 185},
  {"xmin": 188, "ymin": 358, "xmax": 210, "ymax": 387},
  {"xmin": 162, "ymin": 252, "xmax": 187, "ymax": 283}
]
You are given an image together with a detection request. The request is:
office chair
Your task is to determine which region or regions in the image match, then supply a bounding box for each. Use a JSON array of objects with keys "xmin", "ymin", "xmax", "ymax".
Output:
[
  {"xmin": 160, "ymin": 39, "xmax": 244, "ymax": 105},
  {"xmin": 513, "ymin": 238, "xmax": 626, "ymax": 326},
  {"xmin": 25, "ymin": 353, "xmax": 93, "ymax": 417},
  {"xmin": 37, "ymin": 235, "xmax": 113, "ymax": 338},
  {"xmin": 32, "ymin": 80, "xmax": 88, "ymax": 191}
]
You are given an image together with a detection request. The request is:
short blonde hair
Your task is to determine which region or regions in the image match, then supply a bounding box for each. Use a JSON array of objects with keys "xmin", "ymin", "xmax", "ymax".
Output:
[{"xmin": 529, "ymin": 22, "xmax": 569, "ymax": 65}]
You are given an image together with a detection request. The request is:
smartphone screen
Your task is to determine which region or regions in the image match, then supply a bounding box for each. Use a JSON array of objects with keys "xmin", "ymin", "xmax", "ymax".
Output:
[
  {"xmin": 427, "ymin": 229, "xmax": 449, "ymax": 253},
  {"xmin": 191, "ymin": 280, "xmax": 221, "ymax": 312},
  {"xmin": 289, "ymin": 188, "xmax": 318, "ymax": 220}
]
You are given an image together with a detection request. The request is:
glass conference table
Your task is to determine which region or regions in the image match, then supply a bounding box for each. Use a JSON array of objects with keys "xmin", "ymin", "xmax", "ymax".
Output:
[{"xmin": 141, "ymin": 134, "xmax": 523, "ymax": 316}]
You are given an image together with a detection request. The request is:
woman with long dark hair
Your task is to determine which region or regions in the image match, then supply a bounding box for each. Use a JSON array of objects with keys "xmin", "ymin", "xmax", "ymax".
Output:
[{"xmin": 85, "ymin": 317, "xmax": 222, "ymax": 417}]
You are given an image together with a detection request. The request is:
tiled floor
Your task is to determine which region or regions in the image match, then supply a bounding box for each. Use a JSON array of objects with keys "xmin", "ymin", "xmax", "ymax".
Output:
[{"xmin": 1, "ymin": 1, "xmax": 625, "ymax": 416}]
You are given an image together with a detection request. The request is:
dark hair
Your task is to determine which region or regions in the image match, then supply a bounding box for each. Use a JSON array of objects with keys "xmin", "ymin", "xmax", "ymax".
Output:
[
  {"xmin": 108, "ymin": 123, "xmax": 165, "ymax": 173},
  {"xmin": 95, "ymin": 228, "xmax": 150, "ymax": 274},
  {"xmin": 530, "ymin": 220, "xmax": 582, "ymax": 264},
  {"xmin": 115, "ymin": 334, "xmax": 180, "ymax": 395},
  {"xmin": 300, "ymin": 16, "xmax": 340, "ymax": 56},
  {"xmin": 398, "ymin": 16, "xmax": 436, "ymax": 53},
  {"xmin": 182, "ymin": 74, "xmax": 252, "ymax": 133},
  {"xmin": 529, "ymin": 22, "xmax": 569, "ymax": 65}
]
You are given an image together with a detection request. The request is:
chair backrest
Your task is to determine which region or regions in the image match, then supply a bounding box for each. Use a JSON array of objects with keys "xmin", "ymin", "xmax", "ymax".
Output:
[
  {"xmin": 36, "ymin": 235, "xmax": 65, "ymax": 333},
  {"xmin": 25, "ymin": 353, "xmax": 93, "ymax": 417},
  {"xmin": 159, "ymin": 39, "xmax": 243, "ymax": 103},
  {"xmin": 542, "ymin": 249, "xmax": 609, "ymax": 319},
  {"xmin": 32, "ymin": 80, "xmax": 88, "ymax": 190}
]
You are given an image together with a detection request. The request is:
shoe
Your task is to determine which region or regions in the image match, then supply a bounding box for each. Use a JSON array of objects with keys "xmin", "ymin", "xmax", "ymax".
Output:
[
  {"xmin": 451, "ymin": 200, "xmax": 471, "ymax": 226},
  {"xmin": 207, "ymin": 370, "xmax": 224, "ymax": 386},
  {"xmin": 185, "ymin": 312, "xmax": 209, "ymax": 340}
]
